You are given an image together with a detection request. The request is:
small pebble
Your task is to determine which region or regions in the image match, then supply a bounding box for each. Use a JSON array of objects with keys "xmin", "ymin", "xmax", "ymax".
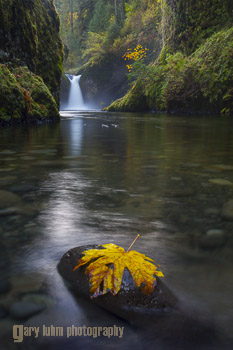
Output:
[{"xmin": 9, "ymin": 301, "xmax": 46, "ymax": 319}]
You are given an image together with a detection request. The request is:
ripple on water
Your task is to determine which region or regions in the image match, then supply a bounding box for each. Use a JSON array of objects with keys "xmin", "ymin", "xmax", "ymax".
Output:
[
  {"xmin": 0, "ymin": 150, "xmax": 17, "ymax": 155},
  {"xmin": 0, "ymin": 157, "xmax": 17, "ymax": 161},
  {"xmin": 0, "ymin": 168, "xmax": 14, "ymax": 172},
  {"xmin": 28, "ymin": 149, "xmax": 58, "ymax": 155},
  {"xmin": 20, "ymin": 156, "xmax": 37, "ymax": 161}
]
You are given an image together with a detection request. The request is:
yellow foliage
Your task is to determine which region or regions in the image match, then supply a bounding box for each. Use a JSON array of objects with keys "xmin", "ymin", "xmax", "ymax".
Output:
[
  {"xmin": 68, "ymin": 11, "xmax": 78, "ymax": 22},
  {"xmin": 73, "ymin": 243, "xmax": 164, "ymax": 298},
  {"xmin": 123, "ymin": 45, "xmax": 149, "ymax": 72}
]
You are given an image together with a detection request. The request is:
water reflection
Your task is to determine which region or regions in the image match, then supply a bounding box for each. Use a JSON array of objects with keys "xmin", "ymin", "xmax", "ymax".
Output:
[
  {"xmin": 62, "ymin": 118, "xmax": 83, "ymax": 156},
  {"xmin": 0, "ymin": 112, "xmax": 233, "ymax": 349}
]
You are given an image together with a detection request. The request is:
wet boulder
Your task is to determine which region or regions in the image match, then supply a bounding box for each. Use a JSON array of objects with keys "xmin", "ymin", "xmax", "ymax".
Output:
[{"xmin": 57, "ymin": 245, "xmax": 177, "ymax": 324}]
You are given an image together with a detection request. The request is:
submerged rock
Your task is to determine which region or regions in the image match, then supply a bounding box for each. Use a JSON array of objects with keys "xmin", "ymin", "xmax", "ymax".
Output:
[
  {"xmin": 10, "ymin": 273, "xmax": 44, "ymax": 295},
  {"xmin": 204, "ymin": 208, "xmax": 220, "ymax": 216},
  {"xmin": 9, "ymin": 183, "xmax": 36, "ymax": 193},
  {"xmin": 208, "ymin": 178, "xmax": 233, "ymax": 186},
  {"xmin": 58, "ymin": 245, "xmax": 177, "ymax": 324},
  {"xmin": 9, "ymin": 301, "xmax": 46, "ymax": 320},
  {"xmin": 22, "ymin": 294, "xmax": 54, "ymax": 308},
  {"xmin": 211, "ymin": 164, "xmax": 233, "ymax": 171},
  {"xmin": 221, "ymin": 199, "xmax": 233, "ymax": 220},
  {"xmin": 199, "ymin": 229, "xmax": 226, "ymax": 249},
  {"xmin": 0, "ymin": 190, "xmax": 22, "ymax": 209}
]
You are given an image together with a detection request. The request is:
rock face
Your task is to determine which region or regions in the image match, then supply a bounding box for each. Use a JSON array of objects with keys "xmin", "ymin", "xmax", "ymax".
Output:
[
  {"xmin": 0, "ymin": 0, "xmax": 63, "ymax": 125},
  {"xmin": 79, "ymin": 58, "xmax": 129, "ymax": 109},
  {"xmin": 58, "ymin": 245, "xmax": 177, "ymax": 324}
]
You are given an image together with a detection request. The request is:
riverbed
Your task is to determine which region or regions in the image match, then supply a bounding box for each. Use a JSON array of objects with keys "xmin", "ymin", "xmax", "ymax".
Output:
[{"xmin": 0, "ymin": 111, "xmax": 233, "ymax": 349}]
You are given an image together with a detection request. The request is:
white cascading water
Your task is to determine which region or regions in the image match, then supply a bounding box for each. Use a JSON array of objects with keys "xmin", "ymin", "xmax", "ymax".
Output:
[{"xmin": 65, "ymin": 74, "xmax": 86, "ymax": 110}]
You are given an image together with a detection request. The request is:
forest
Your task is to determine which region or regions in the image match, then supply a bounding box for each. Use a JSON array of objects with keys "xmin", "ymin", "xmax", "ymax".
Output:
[{"xmin": 55, "ymin": 0, "xmax": 233, "ymax": 114}]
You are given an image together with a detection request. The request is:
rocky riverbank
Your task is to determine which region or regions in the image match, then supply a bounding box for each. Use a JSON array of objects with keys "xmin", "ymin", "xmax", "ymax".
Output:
[{"xmin": 0, "ymin": 0, "xmax": 63, "ymax": 125}]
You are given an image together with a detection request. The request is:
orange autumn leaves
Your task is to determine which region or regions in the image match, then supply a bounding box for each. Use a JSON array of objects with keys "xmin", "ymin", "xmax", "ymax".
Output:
[
  {"xmin": 123, "ymin": 44, "xmax": 149, "ymax": 72},
  {"xmin": 73, "ymin": 241, "xmax": 164, "ymax": 299}
]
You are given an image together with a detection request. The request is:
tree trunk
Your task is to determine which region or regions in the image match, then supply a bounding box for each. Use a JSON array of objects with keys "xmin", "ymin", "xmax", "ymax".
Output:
[
  {"xmin": 120, "ymin": 0, "xmax": 124, "ymax": 25},
  {"xmin": 70, "ymin": 0, "xmax": 74, "ymax": 35},
  {"xmin": 114, "ymin": 0, "xmax": 118, "ymax": 17}
]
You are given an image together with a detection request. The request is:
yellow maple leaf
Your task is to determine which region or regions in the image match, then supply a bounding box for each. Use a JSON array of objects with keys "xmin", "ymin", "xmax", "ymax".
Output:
[{"xmin": 73, "ymin": 238, "xmax": 164, "ymax": 298}]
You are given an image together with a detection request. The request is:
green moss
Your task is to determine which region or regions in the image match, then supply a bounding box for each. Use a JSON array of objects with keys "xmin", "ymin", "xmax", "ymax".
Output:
[
  {"xmin": 0, "ymin": 64, "xmax": 60, "ymax": 125},
  {"xmin": 163, "ymin": 28, "xmax": 233, "ymax": 113},
  {"xmin": 163, "ymin": 0, "xmax": 233, "ymax": 54},
  {"xmin": 106, "ymin": 28, "xmax": 233, "ymax": 115},
  {"xmin": 0, "ymin": 65, "xmax": 25, "ymax": 124},
  {"xmin": 0, "ymin": 0, "xmax": 64, "ymax": 104},
  {"xmin": 105, "ymin": 80, "xmax": 148, "ymax": 112},
  {"xmin": 15, "ymin": 66, "xmax": 60, "ymax": 120}
]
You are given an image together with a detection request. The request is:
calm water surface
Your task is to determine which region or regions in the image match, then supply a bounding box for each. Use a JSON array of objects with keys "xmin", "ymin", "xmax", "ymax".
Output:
[{"xmin": 0, "ymin": 111, "xmax": 233, "ymax": 349}]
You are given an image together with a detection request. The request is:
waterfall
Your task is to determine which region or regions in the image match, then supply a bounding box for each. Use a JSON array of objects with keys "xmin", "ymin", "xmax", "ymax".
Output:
[{"xmin": 65, "ymin": 74, "xmax": 86, "ymax": 110}]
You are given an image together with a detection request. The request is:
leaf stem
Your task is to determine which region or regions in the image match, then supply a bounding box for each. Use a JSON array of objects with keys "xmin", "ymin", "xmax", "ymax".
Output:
[{"xmin": 127, "ymin": 234, "xmax": 140, "ymax": 252}]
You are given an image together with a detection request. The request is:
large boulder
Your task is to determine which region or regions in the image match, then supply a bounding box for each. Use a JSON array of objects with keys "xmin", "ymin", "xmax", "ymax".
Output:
[
  {"xmin": 0, "ymin": 65, "xmax": 60, "ymax": 125},
  {"xmin": 58, "ymin": 245, "xmax": 223, "ymax": 348},
  {"xmin": 57, "ymin": 245, "xmax": 177, "ymax": 325}
]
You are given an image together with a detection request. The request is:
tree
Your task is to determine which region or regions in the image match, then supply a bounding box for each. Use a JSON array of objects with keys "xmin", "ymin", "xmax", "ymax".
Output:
[
  {"xmin": 114, "ymin": 0, "xmax": 118, "ymax": 16},
  {"xmin": 120, "ymin": 0, "xmax": 125, "ymax": 25},
  {"xmin": 70, "ymin": 0, "xmax": 74, "ymax": 35},
  {"xmin": 89, "ymin": 1, "xmax": 114, "ymax": 33}
]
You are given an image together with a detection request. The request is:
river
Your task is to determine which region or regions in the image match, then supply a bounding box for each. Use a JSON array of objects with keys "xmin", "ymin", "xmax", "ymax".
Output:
[{"xmin": 0, "ymin": 111, "xmax": 233, "ymax": 349}]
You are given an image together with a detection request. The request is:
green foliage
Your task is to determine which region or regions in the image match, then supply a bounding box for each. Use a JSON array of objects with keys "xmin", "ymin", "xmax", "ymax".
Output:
[
  {"xmin": 54, "ymin": 0, "xmax": 233, "ymax": 115},
  {"xmin": 104, "ymin": 19, "xmax": 121, "ymax": 48},
  {"xmin": 163, "ymin": 28, "xmax": 233, "ymax": 113},
  {"xmin": 123, "ymin": 45, "xmax": 156, "ymax": 84},
  {"xmin": 82, "ymin": 32, "xmax": 106, "ymax": 65},
  {"xmin": 163, "ymin": 0, "xmax": 233, "ymax": 54},
  {"xmin": 55, "ymin": 0, "xmax": 162, "ymax": 69},
  {"xmin": 89, "ymin": 1, "xmax": 113, "ymax": 33},
  {"xmin": 106, "ymin": 28, "xmax": 233, "ymax": 114}
]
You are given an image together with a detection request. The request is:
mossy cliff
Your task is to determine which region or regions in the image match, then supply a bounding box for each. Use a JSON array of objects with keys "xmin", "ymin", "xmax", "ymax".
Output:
[
  {"xmin": 0, "ymin": 65, "xmax": 59, "ymax": 124},
  {"xmin": 0, "ymin": 0, "xmax": 63, "ymax": 125},
  {"xmin": 106, "ymin": 0, "xmax": 233, "ymax": 115},
  {"xmin": 162, "ymin": 0, "xmax": 233, "ymax": 54}
]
